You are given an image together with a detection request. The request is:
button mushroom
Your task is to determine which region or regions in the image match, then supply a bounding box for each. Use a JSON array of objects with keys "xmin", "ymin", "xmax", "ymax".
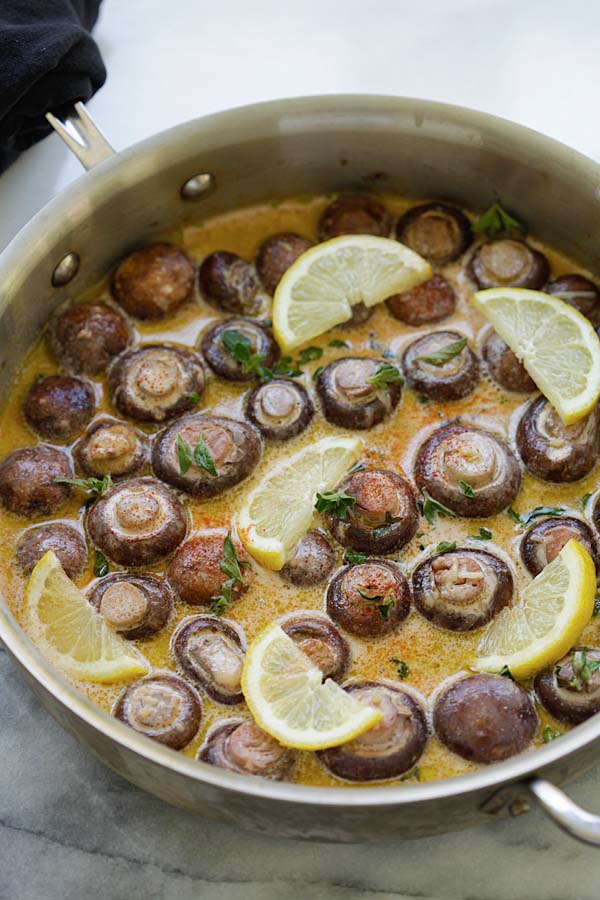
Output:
[
  {"xmin": 316, "ymin": 357, "xmax": 402, "ymax": 430},
  {"xmin": 535, "ymin": 647, "xmax": 600, "ymax": 725},
  {"xmin": 86, "ymin": 477, "xmax": 187, "ymax": 566},
  {"xmin": 469, "ymin": 239, "xmax": 549, "ymax": 289},
  {"xmin": 318, "ymin": 681, "xmax": 428, "ymax": 781},
  {"xmin": 433, "ymin": 673, "xmax": 538, "ymax": 763},
  {"xmin": 386, "ymin": 274, "xmax": 456, "ymax": 326},
  {"xmin": 326, "ymin": 560, "xmax": 410, "ymax": 638},
  {"xmin": 200, "ymin": 719, "xmax": 295, "ymax": 780},
  {"xmin": 412, "ymin": 548, "xmax": 513, "ymax": 632},
  {"xmin": 482, "ymin": 330, "xmax": 535, "ymax": 393},
  {"xmin": 516, "ymin": 396, "xmax": 600, "ymax": 482},
  {"xmin": 396, "ymin": 202, "xmax": 472, "ymax": 264},
  {"xmin": 152, "ymin": 414, "xmax": 261, "ymax": 498},
  {"xmin": 16, "ymin": 523, "xmax": 87, "ymax": 579},
  {"xmin": 173, "ymin": 615, "xmax": 246, "ymax": 704},
  {"xmin": 23, "ymin": 375, "xmax": 95, "ymax": 442},
  {"xmin": 402, "ymin": 330, "xmax": 479, "ymax": 401},
  {"xmin": 199, "ymin": 251, "xmax": 261, "ymax": 315},
  {"xmin": 245, "ymin": 378, "xmax": 313, "ymax": 441},
  {"xmin": 200, "ymin": 318, "xmax": 279, "ymax": 382},
  {"xmin": 326, "ymin": 468, "xmax": 418, "ymax": 554},
  {"xmin": 114, "ymin": 673, "xmax": 202, "ymax": 749},
  {"xmin": 111, "ymin": 242, "xmax": 195, "ymax": 320},
  {"xmin": 0, "ymin": 446, "xmax": 73, "ymax": 517},
  {"xmin": 108, "ymin": 344, "xmax": 205, "ymax": 423},
  {"xmin": 521, "ymin": 516, "xmax": 600, "ymax": 576},
  {"xmin": 167, "ymin": 531, "xmax": 253, "ymax": 607},
  {"xmin": 414, "ymin": 423, "xmax": 522, "ymax": 517},
  {"xmin": 546, "ymin": 274, "xmax": 600, "ymax": 325},
  {"xmin": 74, "ymin": 418, "xmax": 149, "ymax": 479},
  {"xmin": 318, "ymin": 195, "xmax": 391, "ymax": 240},
  {"xmin": 279, "ymin": 613, "xmax": 350, "ymax": 681},
  {"xmin": 88, "ymin": 573, "xmax": 173, "ymax": 640},
  {"xmin": 50, "ymin": 302, "xmax": 131, "ymax": 375},
  {"xmin": 255, "ymin": 233, "xmax": 313, "ymax": 294},
  {"xmin": 280, "ymin": 530, "xmax": 336, "ymax": 587}
]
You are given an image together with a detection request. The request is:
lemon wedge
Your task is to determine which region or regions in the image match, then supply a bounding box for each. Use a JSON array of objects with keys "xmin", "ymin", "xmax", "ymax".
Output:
[
  {"xmin": 236, "ymin": 434, "xmax": 362, "ymax": 570},
  {"xmin": 473, "ymin": 287, "xmax": 600, "ymax": 424},
  {"xmin": 24, "ymin": 551, "xmax": 148, "ymax": 683},
  {"xmin": 241, "ymin": 623, "xmax": 381, "ymax": 749},
  {"xmin": 474, "ymin": 539, "xmax": 596, "ymax": 679},
  {"xmin": 273, "ymin": 235, "xmax": 432, "ymax": 351}
]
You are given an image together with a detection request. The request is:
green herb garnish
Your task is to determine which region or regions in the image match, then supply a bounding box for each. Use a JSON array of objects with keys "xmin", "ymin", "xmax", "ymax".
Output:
[
  {"xmin": 391, "ymin": 657, "xmax": 409, "ymax": 679},
  {"xmin": 176, "ymin": 433, "xmax": 217, "ymax": 476},
  {"xmin": 435, "ymin": 541, "xmax": 457, "ymax": 553},
  {"xmin": 312, "ymin": 365, "xmax": 325, "ymax": 381},
  {"xmin": 54, "ymin": 474, "xmax": 113, "ymax": 498},
  {"xmin": 188, "ymin": 391, "xmax": 200, "ymax": 405},
  {"xmin": 357, "ymin": 587, "xmax": 396, "ymax": 620},
  {"xmin": 400, "ymin": 767, "xmax": 421, "ymax": 782},
  {"xmin": 418, "ymin": 490, "xmax": 457, "ymax": 526},
  {"xmin": 343, "ymin": 547, "xmax": 368, "ymax": 565},
  {"xmin": 328, "ymin": 339, "xmax": 350, "ymax": 349},
  {"xmin": 507, "ymin": 506, "xmax": 565, "ymax": 527},
  {"xmin": 297, "ymin": 346, "xmax": 323, "ymax": 364},
  {"xmin": 272, "ymin": 355, "xmax": 302, "ymax": 377},
  {"xmin": 472, "ymin": 527, "xmax": 493, "ymax": 541},
  {"xmin": 93, "ymin": 550, "xmax": 109, "ymax": 578},
  {"xmin": 500, "ymin": 665, "xmax": 514, "ymax": 680},
  {"xmin": 415, "ymin": 337, "xmax": 467, "ymax": 367},
  {"xmin": 210, "ymin": 531, "xmax": 249, "ymax": 616},
  {"xmin": 542, "ymin": 726, "xmax": 560, "ymax": 743},
  {"xmin": 366, "ymin": 362, "xmax": 404, "ymax": 388},
  {"xmin": 567, "ymin": 647, "xmax": 600, "ymax": 691},
  {"xmin": 582, "ymin": 492, "xmax": 593, "ymax": 508},
  {"xmin": 222, "ymin": 329, "xmax": 273, "ymax": 381},
  {"xmin": 473, "ymin": 202, "xmax": 523, "ymax": 237},
  {"xmin": 315, "ymin": 490, "xmax": 356, "ymax": 520},
  {"xmin": 459, "ymin": 480, "xmax": 475, "ymax": 498}
]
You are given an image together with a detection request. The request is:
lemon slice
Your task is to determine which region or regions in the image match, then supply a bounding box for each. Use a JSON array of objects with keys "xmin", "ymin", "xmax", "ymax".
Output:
[
  {"xmin": 242, "ymin": 623, "xmax": 381, "ymax": 749},
  {"xmin": 474, "ymin": 539, "xmax": 596, "ymax": 679},
  {"xmin": 273, "ymin": 235, "xmax": 432, "ymax": 351},
  {"xmin": 236, "ymin": 434, "xmax": 362, "ymax": 570},
  {"xmin": 474, "ymin": 287, "xmax": 600, "ymax": 424},
  {"xmin": 24, "ymin": 551, "xmax": 149, "ymax": 683}
]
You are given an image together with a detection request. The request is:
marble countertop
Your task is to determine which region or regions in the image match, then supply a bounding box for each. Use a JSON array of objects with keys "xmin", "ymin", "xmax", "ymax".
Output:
[{"xmin": 3, "ymin": 0, "xmax": 600, "ymax": 897}]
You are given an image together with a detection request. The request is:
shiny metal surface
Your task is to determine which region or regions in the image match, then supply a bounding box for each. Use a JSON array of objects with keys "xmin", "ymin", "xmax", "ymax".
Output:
[
  {"xmin": 45, "ymin": 102, "xmax": 115, "ymax": 171},
  {"xmin": 3, "ymin": 95, "xmax": 600, "ymax": 842}
]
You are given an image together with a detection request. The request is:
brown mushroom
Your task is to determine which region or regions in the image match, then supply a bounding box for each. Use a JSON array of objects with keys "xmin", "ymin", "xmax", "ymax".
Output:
[{"xmin": 111, "ymin": 243, "xmax": 195, "ymax": 320}]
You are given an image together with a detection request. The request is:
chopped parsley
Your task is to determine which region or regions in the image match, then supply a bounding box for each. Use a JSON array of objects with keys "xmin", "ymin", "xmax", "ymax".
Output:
[
  {"xmin": 176, "ymin": 433, "xmax": 217, "ymax": 476},
  {"xmin": 473, "ymin": 202, "xmax": 523, "ymax": 237},
  {"xmin": 210, "ymin": 532, "xmax": 249, "ymax": 615},
  {"xmin": 391, "ymin": 658, "xmax": 410, "ymax": 679},
  {"xmin": 54, "ymin": 474, "xmax": 113, "ymax": 498},
  {"xmin": 366, "ymin": 362, "xmax": 404, "ymax": 388},
  {"xmin": 222, "ymin": 329, "xmax": 273, "ymax": 381},
  {"xmin": 582, "ymin": 492, "xmax": 593, "ymax": 508},
  {"xmin": 312, "ymin": 365, "xmax": 325, "ymax": 381},
  {"xmin": 297, "ymin": 346, "xmax": 323, "ymax": 364},
  {"xmin": 459, "ymin": 480, "xmax": 475, "ymax": 498},
  {"xmin": 415, "ymin": 337, "xmax": 467, "ymax": 366},
  {"xmin": 328, "ymin": 339, "xmax": 350, "ymax": 349},
  {"xmin": 435, "ymin": 541, "xmax": 457, "ymax": 553},
  {"xmin": 315, "ymin": 490, "xmax": 356, "ymax": 520},
  {"xmin": 400, "ymin": 767, "xmax": 421, "ymax": 782},
  {"xmin": 93, "ymin": 550, "xmax": 109, "ymax": 578},
  {"xmin": 372, "ymin": 510, "xmax": 401, "ymax": 540},
  {"xmin": 567, "ymin": 647, "xmax": 600, "ymax": 691},
  {"xmin": 542, "ymin": 726, "xmax": 560, "ymax": 743},
  {"xmin": 272, "ymin": 355, "xmax": 302, "ymax": 377},
  {"xmin": 472, "ymin": 527, "xmax": 493, "ymax": 541},
  {"xmin": 343, "ymin": 547, "xmax": 368, "ymax": 565},
  {"xmin": 500, "ymin": 665, "xmax": 514, "ymax": 680},
  {"xmin": 418, "ymin": 490, "xmax": 457, "ymax": 526},
  {"xmin": 188, "ymin": 391, "xmax": 201, "ymax": 405},
  {"xmin": 357, "ymin": 587, "xmax": 396, "ymax": 620},
  {"xmin": 507, "ymin": 505, "xmax": 565, "ymax": 527}
]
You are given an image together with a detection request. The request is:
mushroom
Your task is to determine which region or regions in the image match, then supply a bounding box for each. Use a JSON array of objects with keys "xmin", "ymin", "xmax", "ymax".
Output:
[
  {"xmin": 245, "ymin": 379, "xmax": 313, "ymax": 441},
  {"xmin": 0, "ymin": 446, "xmax": 73, "ymax": 518},
  {"xmin": 16, "ymin": 523, "xmax": 87, "ymax": 579},
  {"xmin": 326, "ymin": 560, "xmax": 410, "ymax": 638},
  {"xmin": 199, "ymin": 251, "xmax": 261, "ymax": 315},
  {"xmin": 111, "ymin": 242, "xmax": 195, "ymax": 320},
  {"xmin": 114, "ymin": 674, "xmax": 202, "ymax": 749},
  {"xmin": 280, "ymin": 530, "xmax": 336, "ymax": 587},
  {"xmin": 469, "ymin": 239, "xmax": 549, "ymax": 289},
  {"xmin": 326, "ymin": 468, "xmax": 418, "ymax": 554},
  {"xmin": 318, "ymin": 681, "xmax": 428, "ymax": 781},
  {"xmin": 50, "ymin": 302, "xmax": 131, "ymax": 376},
  {"xmin": 482, "ymin": 330, "xmax": 536, "ymax": 393},
  {"xmin": 433, "ymin": 673, "xmax": 538, "ymax": 763},
  {"xmin": 412, "ymin": 548, "xmax": 513, "ymax": 631},
  {"xmin": 88, "ymin": 573, "xmax": 173, "ymax": 640},
  {"xmin": 535, "ymin": 647, "xmax": 600, "ymax": 725},
  {"xmin": 318, "ymin": 195, "xmax": 391, "ymax": 240},
  {"xmin": 152, "ymin": 414, "xmax": 261, "ymax": 498},
  {"xmin": 402, "ymin": 330, "xmax": 479, "ymax": 401},
  {"xmin": 200, "ymin": 719, "xmax": 295, "ymax": 780},
  {"xmin": 167, "ymin": 531, "xmax": 253, "ymax": 607},
  {"xmin": 108, "ymin": 344, "xmax": 205, "ymax": 423},
  {"xmin": 279, "ymin": 613, "xmax": 350, "ymax": 681},
  {"xmin": 546, "ymin": 274, "xmax": 600, "ymax": 325},
  {"xmin": 200, "ymin": 317, "xmax": 279, "ymax": 383},
  {"xmin": 386, "ymin": 274, "xmax": 456, "ymax": 326},
  {"xmin": 74, "ymin": 418, "xmax": 149, "ymax": 479},
  {"xmin": 255, "ymin": 233, "xmax": 313, "ymax": 294},
  {"xmin": 395, "ymin": 202, "xmax": 472, "ymax": 264},
  {"xmin": 516, "ymin": 396, "xmax": 600, "ymax": 482},
  {"xmin": 173, "ymin": 615, "xmax": 246, "ymax": 704},
  {"xmin": 414, "ymin": 423, "xmax": 522, "ymax": 517},
  {"xmin": 520, "ymin": 516, "xmax": 600, "ymax": 576},
  {"xmin": 86, "ymin": 477, "xmax": 187, "ymax": 566},
  {"xmin": 316, "ymin": 357, "xmax": 402, "ymax": 429},
  {"xmin": 23, "ymin": 375, "xmax": 95, "ymax": 442}
]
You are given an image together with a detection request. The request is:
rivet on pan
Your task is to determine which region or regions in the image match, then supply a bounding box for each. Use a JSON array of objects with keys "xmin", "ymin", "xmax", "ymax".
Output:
[
  {"xmin": 180, "ymin": 173, "xmax": 215, "ymax": 200},
  {"xmin": 52, "ymin": 252, "xmax": 80, "ymax": 287}
]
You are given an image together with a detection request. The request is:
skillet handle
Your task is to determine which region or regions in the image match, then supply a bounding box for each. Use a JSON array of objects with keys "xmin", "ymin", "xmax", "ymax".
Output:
[
  {"xmin": 526, "ymin": 777, "xmax": 600, "ymax": 845},
  {"xmin": 45, "ymin": 102, "xmax": 115, "ymax": 171}
]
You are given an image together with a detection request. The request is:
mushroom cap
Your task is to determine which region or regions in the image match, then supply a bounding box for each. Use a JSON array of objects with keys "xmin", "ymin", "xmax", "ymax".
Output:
[
  {"xmin": 200, "ymin": 719, "xmax": 295, "ymax": 780},
  {"xmin": 246, "ymin": 378, "xmax": 314, "ymax": 441},
  {"xmin": 318, "ymin": 195, "xmax": 391, "ymax": 241},
  {"xmin": 88, "ymin": 572, "xmax": 173, "ymax": 640},
  {"xmin": 114, "ymin": 673, "xmax": 202, "ymax": 749},
  {"xmin": 316, "ymin": 357, "xmax": 402, "ymax": 430},
  {"xmin": 167, "ymin": 531, "xmax": 253, "ymax": 606},
  {"xmin": 402, "ymin": 330, "xmax": 479, "ymax": 402},
  {"xmin": 255, "ymin": 233, "xmax": 313, "ymax": 295},
  {"xmin": 279, "ymin": 612, "xmax": 350, "ymax": 681},
  {"xmin": 520, "ymin": 516, "xmax": 600, "ymax": 576},
  {"xmin": 199, "ymin": 251, "xmax": 261, "ymax": 315},
  {"xmin": 482, "ymin": 330, "xmax": 536, "ymax": 393},
  {"xmin": 23, "ymin": 375, "xmax": 95, "ymax": 442},
  {"xmin": 50, "ymin": 301, "xmax": 131, "ymax": 375},
  {"xmin": 0, "ymin": 445, "xmax": 73, "ymax": 518},
  {"xmin": 326, "ymin": 560, "xmax": 411, "ymax": 638},
  {"xmin": 16, "ymin": 523, "xmax": 87, "ymax": 579},
  {"xmin": 173, "ymin": 614, "xmax": 246, "ymax": 704},
  {"xmin": 280, "ymin": 530, "xmax": 336, "ymax": 587},
  {"xmin": 74, "ymin": 418, "xmax": 149, "ymax": 479},
  {"xmin": 469, "ymin": 238, "xmax": 549, "ymax": 290},
  {"xmin": 111, "ymin": 242, "xmax": 195, "ymax": 320},
  {"xmin": 396, "ymin": 202, "xmax": 472, "ymax": 264},
  {"xmin": 386, "ymin": 274, "xmax": 456, "ymax": 326},
  {"xmin": 516, "ymin": 396, "xmax": 600, "ymax": 482},
  {"xmin": 200, "ymin": 317, "xmax": 279, "ymax": 382},
  {"xmin": 535, "ymin": 647, "xmax": 600, "ymax": 725}
]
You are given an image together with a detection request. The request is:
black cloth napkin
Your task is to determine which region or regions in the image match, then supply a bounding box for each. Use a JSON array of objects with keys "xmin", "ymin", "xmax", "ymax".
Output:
[{"xmin": 0, "ymin": 0, "xmax": 106, "ymax": 173}]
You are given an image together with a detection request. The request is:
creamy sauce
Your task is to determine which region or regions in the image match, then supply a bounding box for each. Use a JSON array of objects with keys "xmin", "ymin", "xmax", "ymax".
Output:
[{"xmin": 2, "ymin": 194, "xmax": 600, "ymax": 788}]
